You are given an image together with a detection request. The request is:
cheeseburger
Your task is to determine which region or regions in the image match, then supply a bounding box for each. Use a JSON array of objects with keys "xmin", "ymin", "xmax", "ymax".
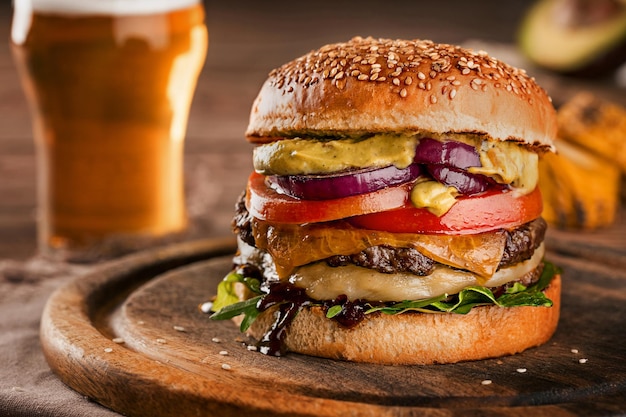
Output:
[{"xmin": 210, "ymin": 36, "xmax": 561, "ymax": 365}]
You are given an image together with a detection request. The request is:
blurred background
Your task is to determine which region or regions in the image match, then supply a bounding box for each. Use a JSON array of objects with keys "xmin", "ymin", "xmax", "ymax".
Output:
[{"xmin": 0, "ymin": 0, "xmax": 624, "ymax": 260}]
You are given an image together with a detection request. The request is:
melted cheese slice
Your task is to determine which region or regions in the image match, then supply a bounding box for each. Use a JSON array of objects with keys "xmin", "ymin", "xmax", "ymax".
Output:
[
  {"xmin": 252, "ymin": 219, "xmax": 507, "ymax": 280},
  {"xmin": 290, "ymin": 244, "xmax": 544, "ymax": 302}
]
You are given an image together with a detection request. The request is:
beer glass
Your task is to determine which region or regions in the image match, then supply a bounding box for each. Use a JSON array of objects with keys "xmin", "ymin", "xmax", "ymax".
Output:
[{"xmin": 11, "ymin": 0, "xmax": 208, "ymax": 261}]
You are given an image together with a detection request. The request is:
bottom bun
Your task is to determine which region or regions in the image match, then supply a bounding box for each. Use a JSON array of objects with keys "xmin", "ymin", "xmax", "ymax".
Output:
[{"xmin": 246, "ymin": 275, "xmax": 561, "ymax": 365}]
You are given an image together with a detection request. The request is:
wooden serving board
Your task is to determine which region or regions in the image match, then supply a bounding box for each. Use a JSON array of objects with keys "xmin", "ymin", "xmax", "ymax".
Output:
[{"xmin": 40, "ymin": 236, "xmax": 626, "ymax": 417}]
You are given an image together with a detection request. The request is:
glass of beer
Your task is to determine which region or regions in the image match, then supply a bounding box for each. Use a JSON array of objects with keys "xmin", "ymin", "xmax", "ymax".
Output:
[{"xmin": 10, "ymin": 0, "xmax": 208, "ymax": 261}]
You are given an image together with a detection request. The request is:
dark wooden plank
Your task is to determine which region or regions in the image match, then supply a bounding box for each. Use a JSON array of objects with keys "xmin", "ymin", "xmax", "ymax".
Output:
[{"xmin": 40, "ymin": 238, "xmax": 626, "ymax": 417}]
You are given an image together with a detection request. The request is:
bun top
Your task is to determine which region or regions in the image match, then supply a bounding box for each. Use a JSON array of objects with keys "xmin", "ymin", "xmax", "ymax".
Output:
[{"xmin": 246, "ymin": 37, "xmax": 557, "ymax": 151}]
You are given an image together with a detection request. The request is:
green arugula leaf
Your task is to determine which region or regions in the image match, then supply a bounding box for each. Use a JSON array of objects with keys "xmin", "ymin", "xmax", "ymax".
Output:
[
  {"xmin": 496, "ymin": 291, "xmax": 552, "ymax": 307},
  {"xmin": 210, "ymin": 295, "xmax": 263, "ymax": 331},
  {"xmin": 364, "ymin": 295, "xmax": 447, "ymax": 315},
  {"xmin": 530, "ymin": 260, "xmax": 561, "ymax": 293},
  {"xmin": 326, "ymin": 305, "xmax": 343, "ymax": 318},
  {"xmin": 506, "ymin": 282, "xmax": 527, "ymax": 294}
]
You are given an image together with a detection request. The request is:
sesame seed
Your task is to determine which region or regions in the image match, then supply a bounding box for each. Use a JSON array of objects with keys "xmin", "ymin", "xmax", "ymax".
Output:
[
  {"xmin": 399, "ymin": 88, "xmax": 408, "ymax": 98},
  {"xmin": 579, "ymin": 358, "xmax": 588, "ymax": 364},
  {"xmin": 449, "ymin": 89, "xmax": 457, "ymax": 99},
  {"xmin": 418, "ymin": 82, "xmax": 426, "ymax": 90},
  {"xmin": 392, "ymin": 78, "xmax": 401, "ymax": 86},
  {"xmin": 211, "ymin": 337, "xmax": 221, "ymax": 343},
  {"xmin": 112, "ymin": 338, "xmax": 125, "ymax": 344},
  {"xmin": 156, "ymin": 338, "xmax": 167, "ymax": 344},
  {"xmin": 219, "ymin": 350, "xmax": 229, "ymax": 356},
  {"xmin": 173, "ymin": 325, "xmax": 186, "ymax": 332},
  {"xmin": 104, "ymin": 347, "xmax": 113, "ymax": 353},
  {"xmin": 246, "ymin": 345, "xmax": 258, "ymax": 351},
  {"xmin": 200, "ymin": 302, "xmax": 213, "ymax": 313},
  {"xmin": 516, "ymin": 368, "xmax": 527, "ymax": 373},
  {"xmin": 481, "ymin": 380, "xmax": 492, "ymax": 385},
  {"xmin": 265, "ymin": 37, "xmax": 545, "ymax": 99},
  {"xmin": 221, "ymin": 363, "xmax": 232, "ymax": 370},
  {"xmin": 430, "ymin": 95, "xmax": 437, "ymax": 104},
  {"xmin": 571, "ymin": 349, "xmax": 579, "ymax": 354}
]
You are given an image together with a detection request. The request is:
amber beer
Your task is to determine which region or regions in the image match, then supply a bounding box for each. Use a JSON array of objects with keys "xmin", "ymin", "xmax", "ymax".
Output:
[{"xmin": 11, "ymin": 0, "xmax": 208, "ymax": 260}]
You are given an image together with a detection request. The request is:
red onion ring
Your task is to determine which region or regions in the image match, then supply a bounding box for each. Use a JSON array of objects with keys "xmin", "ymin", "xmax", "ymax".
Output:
[
  {"xmin": 426, "ymin": 165, "xmax": 504, "ymax": 195},
  {"xmin": 414, "ymin": 138, "xmax": 481, "ymax": 169},
  {"xmin": 267, "ymin": 163, "xmax": 423, "ymax": 200}
]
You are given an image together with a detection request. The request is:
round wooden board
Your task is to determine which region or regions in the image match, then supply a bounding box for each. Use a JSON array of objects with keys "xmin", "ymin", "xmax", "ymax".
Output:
[{"xmin": 40, "ymin": 238, "xmax": 626, "ymax": 417}]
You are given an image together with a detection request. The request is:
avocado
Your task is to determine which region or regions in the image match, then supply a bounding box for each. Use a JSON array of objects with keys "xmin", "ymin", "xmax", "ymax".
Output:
[{"xmin": 519, "ymin": 0, "xmax": 626, "ymax": 77}]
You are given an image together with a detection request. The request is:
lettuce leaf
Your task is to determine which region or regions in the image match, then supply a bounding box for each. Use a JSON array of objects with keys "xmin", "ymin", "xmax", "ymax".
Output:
[{"xmin": 209, "ymin": 271, "xmax": 263, "ymax": 331}]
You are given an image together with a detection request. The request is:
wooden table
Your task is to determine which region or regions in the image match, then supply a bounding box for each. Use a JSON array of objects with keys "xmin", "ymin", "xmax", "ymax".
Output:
[{"xmin": 1, "ymin": 1, "xmax": 625, "ymax": 416}]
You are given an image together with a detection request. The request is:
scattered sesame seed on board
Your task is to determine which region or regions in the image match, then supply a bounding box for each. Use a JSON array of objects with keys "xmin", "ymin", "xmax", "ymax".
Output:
[
  {"xmin": 579, "ymin": 358, "xmax": 589, "ymax": 364},
  {"xmin": 481, "ymin": 380, "xmax": 492, "ymax": 385},
  {"xmin": 211, "ymin": 337, "xmax": 221, "ymax": 343},
  {"xmin": 221, "ymin": 363, "xmax": 232, "ymax": 370},
  {"xmin": 200, "ymin": 302, "xmax": 213, "ymax": 313},
  {"xmin": 104, "ymin": 348, "xmax": 113, "ymax": 353},
  {"xmin": 516, "ymin": 368, "xmax": 527, "ymax": 373}
]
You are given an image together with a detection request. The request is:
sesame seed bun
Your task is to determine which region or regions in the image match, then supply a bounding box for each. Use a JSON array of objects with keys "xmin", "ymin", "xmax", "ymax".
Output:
[
  {"xmin": 246, "ymin": 36, "xmax": 557, "ymax": 152},
  {"xmin": 244, "ymin": 274, "xmax": 561, "ymax": 365}
]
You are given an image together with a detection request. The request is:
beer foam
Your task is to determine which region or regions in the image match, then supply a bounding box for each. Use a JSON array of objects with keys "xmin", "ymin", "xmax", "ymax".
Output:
[{"xmin": 25, "ymin": 0, "xmax": 200, "ymax": 15}]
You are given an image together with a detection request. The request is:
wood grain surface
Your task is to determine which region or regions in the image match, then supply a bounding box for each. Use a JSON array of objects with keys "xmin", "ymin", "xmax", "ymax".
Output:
[{"xmin": 40, "ymin": 236, "xmax": 626, "ymax": 417}]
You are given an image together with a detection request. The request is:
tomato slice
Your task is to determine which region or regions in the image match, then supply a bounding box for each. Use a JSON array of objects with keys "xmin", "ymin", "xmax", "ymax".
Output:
[
  {"xmin": 348, "ymin": 187, "xmax": 543, "ymax": 234},
  {"xmin": 246, "ymin": 171, "xmax": 543, "ymax": 233},
  {"xmin": 246, "ymin": 172, "xmax": 412, "ymax": 224}
]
